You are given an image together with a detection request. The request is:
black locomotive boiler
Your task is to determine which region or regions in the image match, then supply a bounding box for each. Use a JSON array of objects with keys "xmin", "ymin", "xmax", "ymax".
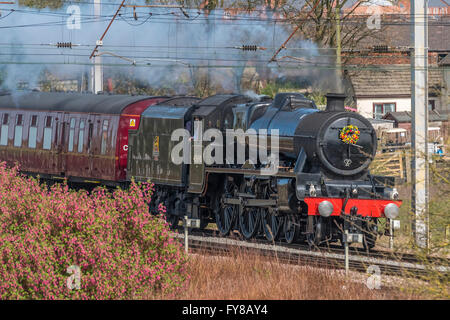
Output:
[{"xmin": 127, "ymin": 92, "xmax": 402, "ymax": 249}]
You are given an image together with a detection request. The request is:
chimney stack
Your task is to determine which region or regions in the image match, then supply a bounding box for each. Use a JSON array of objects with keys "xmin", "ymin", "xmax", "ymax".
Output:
[{"xmin": 325, "ymin": 93, "xmax": 346, "ymax": 112}]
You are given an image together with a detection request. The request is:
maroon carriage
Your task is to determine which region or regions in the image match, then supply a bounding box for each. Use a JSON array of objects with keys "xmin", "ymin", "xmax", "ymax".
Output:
[{"xmin": 0, "ymin": 91, "xmax": 167, "ymax": 186}]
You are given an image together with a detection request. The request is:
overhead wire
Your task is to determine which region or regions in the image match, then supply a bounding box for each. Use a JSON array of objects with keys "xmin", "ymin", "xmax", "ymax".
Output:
[
  {"xmin": 0, "ymin": 6, "xmax": 449, "ymax": 29},
  {"xmin": 0, "ymin": 3, "xmax": 448, "ymax": 78},
  {"xmin": 0, "ymin": 8, "xmax": 14, "ymax": 19},
  {"xmin": 118, "ymin": 11, "xmax": 153, "ymax": 26},
  {"xmin": 0, "ymin": 58, "xmax": 444, "ymax": 70}
]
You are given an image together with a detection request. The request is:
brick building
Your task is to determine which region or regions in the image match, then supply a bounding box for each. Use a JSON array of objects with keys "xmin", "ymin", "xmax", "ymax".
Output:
[
  {"xmin": 342, "ymin": 1, "xmax": 450, "ymax": 122},
  {"xmin": 348, "ymin": 65, "xmax": 446, "ymax": 119}
]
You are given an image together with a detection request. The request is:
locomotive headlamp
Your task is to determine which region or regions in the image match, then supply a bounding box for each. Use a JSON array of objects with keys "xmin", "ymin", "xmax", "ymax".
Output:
[
  {"xmin": 384, "ymin": 203, "xmax": 399, "ymax": 219},
  {"xmin": 318, "ymin": 200, "xmax": 334, "ymax": 217}
]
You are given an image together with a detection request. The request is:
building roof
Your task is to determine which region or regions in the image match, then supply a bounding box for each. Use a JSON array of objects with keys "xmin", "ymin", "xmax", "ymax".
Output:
[
  {"xmin": 341, "ymin": 0, "xmax": 450, "ymax": 52},
  {"xmin": 0, "ymin": 91, "xmax": 162, "ymax": 114},
  {"xmin": 348, "ymin": 65, "xmax": 445, "ymax": 98},
  {"xmin": 383, "ymin": 110, "xmax": 448, "ymax": 123},
  {"xmin": 342, "ymin": 16, "xmax": 450, "ymax": 52}
]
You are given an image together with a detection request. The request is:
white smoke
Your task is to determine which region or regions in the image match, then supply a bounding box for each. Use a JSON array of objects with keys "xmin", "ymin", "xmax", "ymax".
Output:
[{"xmin": 0, "ymin": 1, "xmax": 342, "ymax": 95}]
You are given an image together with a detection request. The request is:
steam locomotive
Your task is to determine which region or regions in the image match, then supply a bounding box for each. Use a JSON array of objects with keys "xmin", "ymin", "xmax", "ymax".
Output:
[{"xmin": 0, "ymin": 91, "xmax": 401, "ymax": 249}]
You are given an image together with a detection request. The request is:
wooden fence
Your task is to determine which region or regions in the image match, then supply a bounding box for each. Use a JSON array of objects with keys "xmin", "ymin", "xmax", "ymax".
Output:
[{"xmin": 370, "ymin": 151, "xmax": 407, "ymax": 181}]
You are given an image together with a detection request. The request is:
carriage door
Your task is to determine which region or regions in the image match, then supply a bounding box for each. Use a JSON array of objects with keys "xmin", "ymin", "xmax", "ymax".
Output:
[
  {"xmin": 97, "ymin": 115, "xmax": 114, "ymax": 180},
  {"xmin": 86, "ymin": 115, "xmax": 96, "ymax": 178},
  {"xmin": 61, "ymin": 113, "xmax": 80, "ymax": 177},
  {"xmin": 58, "ymin": 113, "xmax": 72, "ymax": 176},
  {"xmin": 88, "ymin": 114, "xmax": 112, "ymax": 180},
  {"xmin": 55, "ymin": 112, "xmax": 67, "ymax": 176}
]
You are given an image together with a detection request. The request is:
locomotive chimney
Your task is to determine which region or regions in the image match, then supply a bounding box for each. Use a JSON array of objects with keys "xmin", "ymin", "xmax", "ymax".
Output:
[{"xmin": 325, "ymin": 93, "xmax": 346, "ymax": 112}]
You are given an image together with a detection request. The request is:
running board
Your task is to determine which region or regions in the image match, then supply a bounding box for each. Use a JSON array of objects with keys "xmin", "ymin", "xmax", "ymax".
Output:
[{"xmin": 223, "ymin": 198, "xmax": 277, "ymax": 207}]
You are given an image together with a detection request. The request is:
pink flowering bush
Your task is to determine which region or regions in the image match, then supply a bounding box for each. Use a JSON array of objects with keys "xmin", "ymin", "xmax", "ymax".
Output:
[{"xmin": 0, "ymin": 162, "xmax": 188, "ymax": 299}]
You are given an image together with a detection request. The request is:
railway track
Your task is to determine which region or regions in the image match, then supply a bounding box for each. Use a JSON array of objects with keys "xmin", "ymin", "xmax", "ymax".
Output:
[{"xmin": 173, "ymin": 229, "xmax": 450, "ymax": 278}]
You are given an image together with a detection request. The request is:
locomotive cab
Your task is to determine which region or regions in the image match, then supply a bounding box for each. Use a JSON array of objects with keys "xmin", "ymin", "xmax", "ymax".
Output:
[{"xmin": 232, "ymin": 101, "xmax": 271, "ymax": 131}]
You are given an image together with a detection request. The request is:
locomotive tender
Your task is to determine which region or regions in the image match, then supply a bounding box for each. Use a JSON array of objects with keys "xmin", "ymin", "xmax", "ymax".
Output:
[{"xmin": 0, "ymin": 90, "xmax": 401, "ymax": 249}]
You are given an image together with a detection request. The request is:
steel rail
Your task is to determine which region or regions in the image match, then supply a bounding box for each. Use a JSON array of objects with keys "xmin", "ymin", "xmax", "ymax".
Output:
[
  {"xmin": 172, "ymin": 232, "xmax": 450, "ymax": 278},
  {"xmin": 182, "ymin": 227, "xmax": 450, "ymax": 266}
]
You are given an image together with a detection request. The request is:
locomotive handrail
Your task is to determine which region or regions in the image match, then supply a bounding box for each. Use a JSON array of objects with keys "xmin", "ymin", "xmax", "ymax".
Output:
[{"xmin": 205, "ymin": 167, "xmax": 296, "ymax": 178}]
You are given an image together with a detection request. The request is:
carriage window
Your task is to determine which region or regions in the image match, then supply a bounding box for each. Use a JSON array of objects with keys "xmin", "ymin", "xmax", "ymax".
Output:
[
  {"xmin": 68, "ymin": 118, "xmax": 76, "ymax": 152},
  {"xmin": 101, "ymin": 120, "xmax": 109, "ymax": 154},
  {"xmin": 31, "ymin": 115, "xmax": 37, "ymax": 127},
  {"xmin": 43, "ymin": 116, "xmax": 53, "ymax": 150},
  {"xmin": 14, "ymin": 114, "xmax": 23, "ymax": 147},
  {"xmin": 0, "ymin": 113, "xmax": 9, "ymax": 146},
  {"xmin": 78, "ymin": 120, "xmax": 85, "ymax": 153},
  {"xmin": 87, "ymin": 122, "xmax": 93, "ymax": 152},
  {"xmin": 54, "ymin": 119, "xmax": 59, "ymax": 146},
  {"xmin": 28, "ymin": 115, "xmax": 38, "ymax": 149}
]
